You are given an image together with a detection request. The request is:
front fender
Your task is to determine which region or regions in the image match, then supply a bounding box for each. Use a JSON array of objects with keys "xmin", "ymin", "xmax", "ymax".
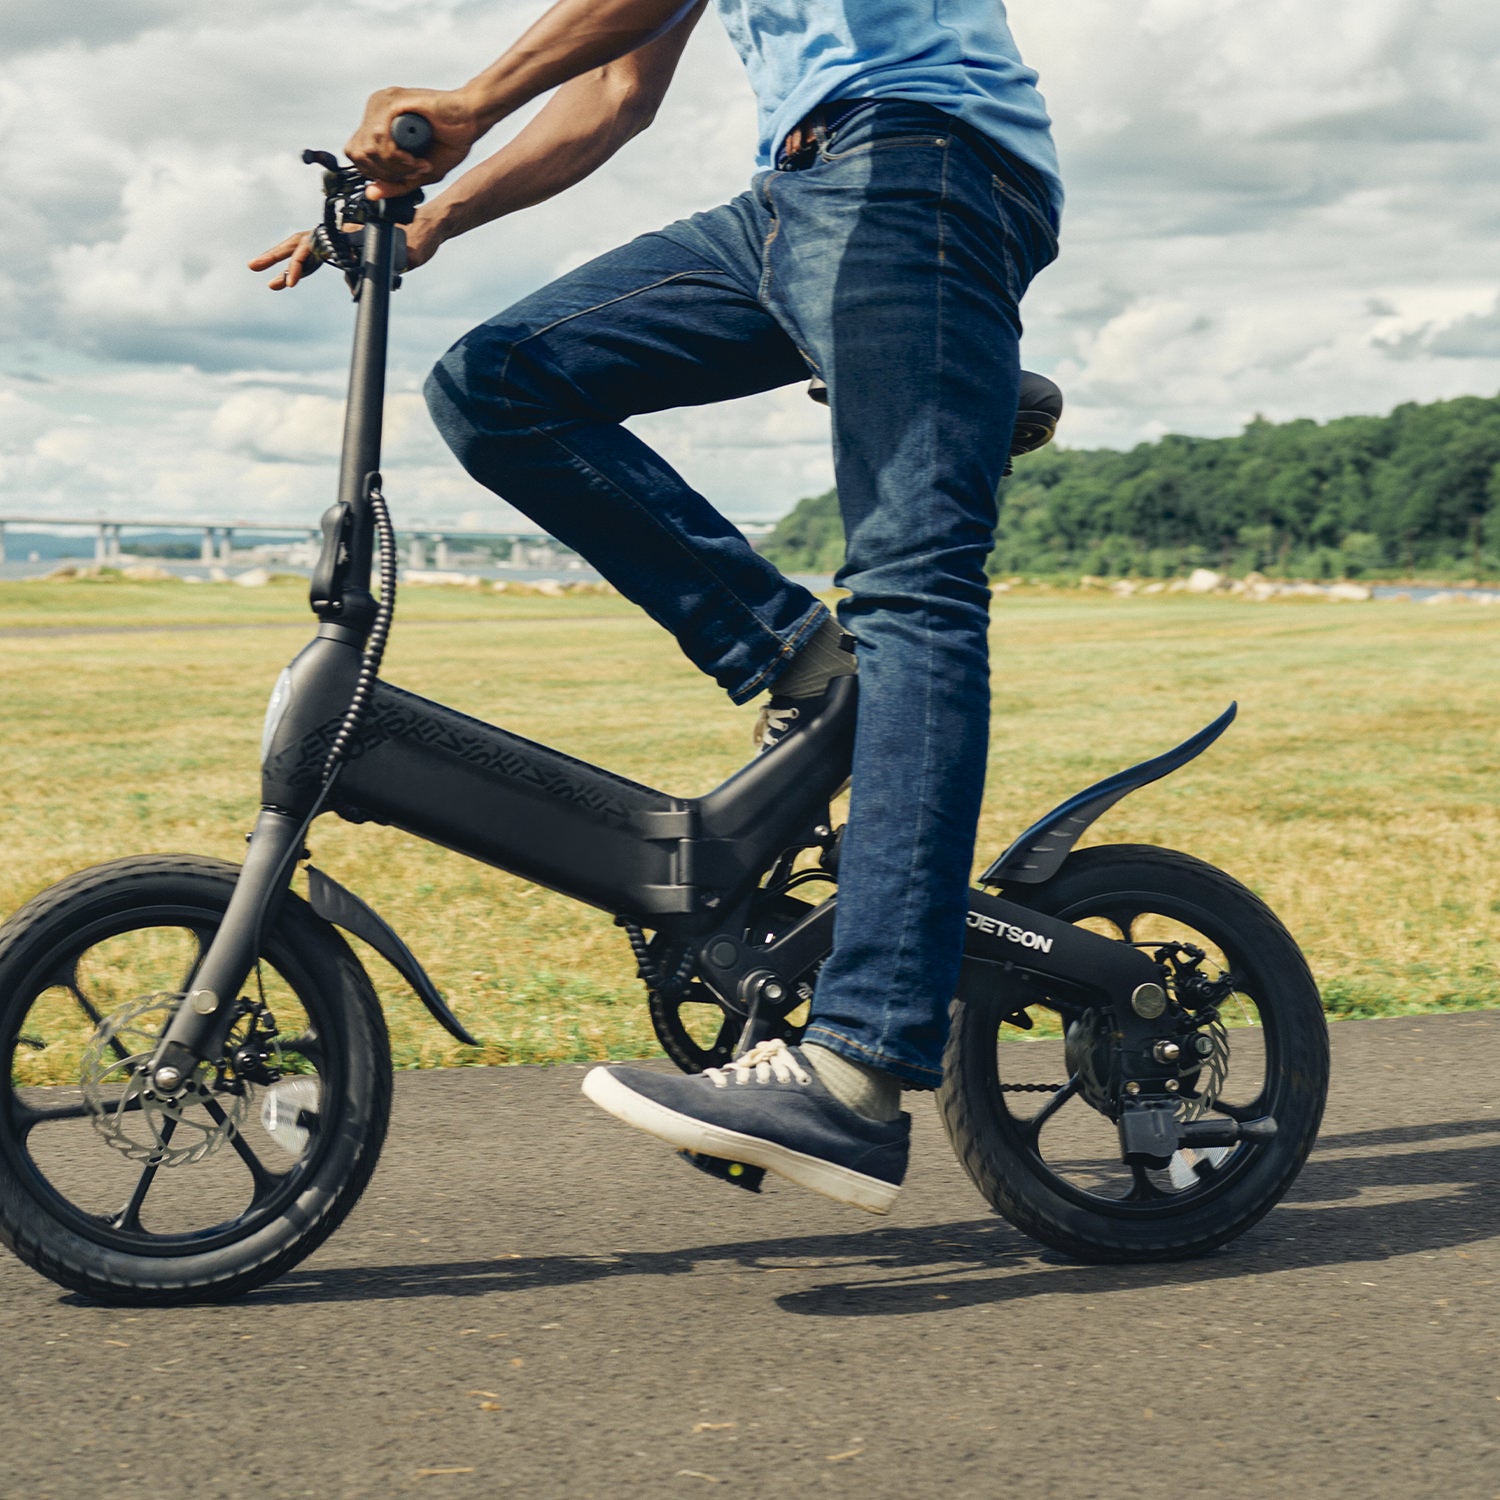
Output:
[{"xmin": 305, "ymin": 865, "xmax": 480, "ymax": 1047}]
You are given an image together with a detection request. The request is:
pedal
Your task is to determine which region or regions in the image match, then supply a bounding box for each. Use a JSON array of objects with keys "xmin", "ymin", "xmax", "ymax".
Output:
[{"xmin": 678, "ymin": 1149, "xmax": 766, "ymax": 1193}]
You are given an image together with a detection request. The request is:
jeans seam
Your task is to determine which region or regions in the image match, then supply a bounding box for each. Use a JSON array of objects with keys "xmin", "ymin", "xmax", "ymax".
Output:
[
  {"xmin": 867, "ymin": 141, "xmax": 951, "ymax": 1054},
  {"xmin": 989, "ymin": 174, "xmax": 1061, "ymax": 253},
  {"xmin": 514, "ymin": 269, "xmax": 723, "ymax": 350},
  {"xmin": 886, "ymin": 140, "xmax": 950, "ymax": 1049},
  {"xmin": 757, "ymin": 173, "xmax": 783, "ymax": 306},
  {"xmin": 743, "ymin": 603, "xmax": 830, "ymax": 696}
]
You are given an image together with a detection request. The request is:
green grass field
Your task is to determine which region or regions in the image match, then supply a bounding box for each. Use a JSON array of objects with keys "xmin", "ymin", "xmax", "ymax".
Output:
[{"xmin": 2, "ymin": 575, "xmax": 1497, "ymax": 1071}]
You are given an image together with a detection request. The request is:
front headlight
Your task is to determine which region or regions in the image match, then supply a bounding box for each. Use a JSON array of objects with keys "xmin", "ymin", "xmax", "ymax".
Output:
[{"xmin": 260, "ymin": 667, "xmax": 295, "ymax": 763}]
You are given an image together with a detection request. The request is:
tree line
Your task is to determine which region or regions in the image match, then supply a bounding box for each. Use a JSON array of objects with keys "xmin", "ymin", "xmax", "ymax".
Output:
[{"xmin": 759, "ymin": 390, "xmax": 1500, "ymax": 581}]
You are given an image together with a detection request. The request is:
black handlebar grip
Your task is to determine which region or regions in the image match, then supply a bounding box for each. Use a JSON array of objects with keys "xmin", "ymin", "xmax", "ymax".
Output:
[{"xmin": 391, "ymin": 113, "xmax": 434, "ymax": 155}]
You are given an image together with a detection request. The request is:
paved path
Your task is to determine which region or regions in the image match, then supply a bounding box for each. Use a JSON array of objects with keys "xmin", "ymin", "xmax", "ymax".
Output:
[{"xmin": 2, "ymin": 1012, "xmax": 1497, "ymax": 1499}]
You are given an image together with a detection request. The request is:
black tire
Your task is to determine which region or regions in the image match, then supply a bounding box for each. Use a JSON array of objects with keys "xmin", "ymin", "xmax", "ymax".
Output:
[
  {"xmin": 0, "ymin": 855, "xmax": 391, "ymax": 1304},
  {"xmin": 939, "ymin": 845, "xmax": 1328, "ymax": 1262}
]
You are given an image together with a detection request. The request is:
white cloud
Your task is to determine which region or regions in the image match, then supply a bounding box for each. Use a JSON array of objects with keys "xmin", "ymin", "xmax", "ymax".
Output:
[{"xmin": 2, "ymin": 0, "xmax": 1499, "ymax": 526}]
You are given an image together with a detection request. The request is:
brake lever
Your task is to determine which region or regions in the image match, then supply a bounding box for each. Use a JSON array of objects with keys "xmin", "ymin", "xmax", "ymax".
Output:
[{"xmin": 298, "ymin": 147, "xmax": 423, "ymax": 293}]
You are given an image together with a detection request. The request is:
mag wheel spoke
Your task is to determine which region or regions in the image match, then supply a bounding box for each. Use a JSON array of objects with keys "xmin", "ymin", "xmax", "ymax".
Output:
[
  {"xmin": 107, "ymin": 1117, "xmax": 178, "ymax": 1232},
  {"xmin": 1127, "ymin": 1163, "xmax": 1168, "ymax": 1202},
  {"xmin": 278, "ymin": 1032, "xmax": 322, "ymax": 1066},
  {"xmin": 174, "ymin": 930, "xmax": 210, "ymax": 995},
  {"xmin": 1020, "ymin": 1076, "xmax": 1081, "ymax": 1148},
  {"xmin": 202, "ymin": 1096, "xmax": 283, "ymax": 1200},
  {"xmin": 1208, "ymin": 1093, "xmax": 1268, "ymax": 1123},
  {"xmin": 49, "ymin": 960, "xmax": 133, "ymax": 1065},
  {"xmin": 14, "ymin": 1094, "xmax": 143, "ymax": 1136}
]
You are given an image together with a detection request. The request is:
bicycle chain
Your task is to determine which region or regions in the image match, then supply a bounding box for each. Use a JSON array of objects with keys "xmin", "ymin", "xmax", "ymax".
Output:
[{"xmin": 619, "ymin": 919, "xmax": 694, "ymax": 1001}]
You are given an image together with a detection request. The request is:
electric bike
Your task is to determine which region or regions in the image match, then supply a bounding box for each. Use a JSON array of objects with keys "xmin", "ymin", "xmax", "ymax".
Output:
[{"xmin": 0, "ymin": 124, "xmax": 1329, "ymax": 1303}]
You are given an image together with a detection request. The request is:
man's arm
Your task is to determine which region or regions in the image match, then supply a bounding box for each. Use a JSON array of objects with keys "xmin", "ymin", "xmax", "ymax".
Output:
[
  {"xmin": 349, "ymin": 0, "xmax": 706, "ymax": 197},
  {"xmin": 250, "ymin": 2, "xmax": 703, "ymax": 289},
  {"xmin": 418, "ymin": 7, "xmax": 705, "ymax": 244}
]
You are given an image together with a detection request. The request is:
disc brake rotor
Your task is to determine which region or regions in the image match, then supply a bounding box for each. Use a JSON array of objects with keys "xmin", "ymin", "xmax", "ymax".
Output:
[
  {"xmin": 80, "ymin": 993, "xmax": 249, "ymax": 1167},
  {"xmin": 1063, "ymin": 988, "xmax": 1235, "ymax": 1187}
]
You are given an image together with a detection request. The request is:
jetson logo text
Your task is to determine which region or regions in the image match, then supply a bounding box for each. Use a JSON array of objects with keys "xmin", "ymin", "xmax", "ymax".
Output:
[{"xmin": 966, "ymin": 911, "xmax": 1055, "ymax": 953}]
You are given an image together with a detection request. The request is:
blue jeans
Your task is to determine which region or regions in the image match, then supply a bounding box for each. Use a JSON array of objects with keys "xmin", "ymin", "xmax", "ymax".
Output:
[{"xmin": 426, "ymin": 101, "xmax": 1059, "ymax": 1087}]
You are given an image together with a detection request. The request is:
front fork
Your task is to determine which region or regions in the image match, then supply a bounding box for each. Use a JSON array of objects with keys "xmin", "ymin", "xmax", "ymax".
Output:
[{"xmin": 149, "ymin": 809, "xmax": 310, "ymax": 1092}]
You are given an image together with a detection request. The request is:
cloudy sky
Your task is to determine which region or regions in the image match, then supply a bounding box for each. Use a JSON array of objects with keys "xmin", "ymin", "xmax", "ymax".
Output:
[{"xmin": 3, "ymin": 0, "xmax": 1499, "ymax": 532}]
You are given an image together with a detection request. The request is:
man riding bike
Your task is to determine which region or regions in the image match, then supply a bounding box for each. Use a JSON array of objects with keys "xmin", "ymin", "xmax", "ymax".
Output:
[{"xmin": 252, "ymin": 0, "xmax": 1062, "ymax": 1215}]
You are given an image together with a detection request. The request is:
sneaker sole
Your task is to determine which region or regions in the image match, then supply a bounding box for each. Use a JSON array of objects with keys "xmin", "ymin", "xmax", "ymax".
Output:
[{"xmin": 581, "ymin": 1067, "xmax": 899, "ymax": 1215}]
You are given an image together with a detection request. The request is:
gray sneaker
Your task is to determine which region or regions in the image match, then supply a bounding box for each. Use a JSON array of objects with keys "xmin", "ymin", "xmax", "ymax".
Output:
[{"xmin": 582, "ymin": 1039, "xmax": 909, "ymax": 1214}]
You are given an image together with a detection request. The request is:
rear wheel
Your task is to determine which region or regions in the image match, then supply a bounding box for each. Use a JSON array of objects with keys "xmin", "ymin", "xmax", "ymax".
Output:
[
  {"xmin": 940, "ymin": 845, "xmax": 1328, "ymax": 1261},
  {"xmin": 0, "ymin": 855, "xmax": 391, "ymax": 1303}
]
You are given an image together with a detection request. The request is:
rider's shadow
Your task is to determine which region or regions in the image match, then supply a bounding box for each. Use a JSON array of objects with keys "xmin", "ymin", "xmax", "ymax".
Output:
[{"xmin": 244, "ymin": 1115, "xmax": 1500, "ymax": 1311}]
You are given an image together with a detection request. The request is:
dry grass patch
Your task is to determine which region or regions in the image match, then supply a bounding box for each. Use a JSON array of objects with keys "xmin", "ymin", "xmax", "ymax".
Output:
[{"xmin": 1, "ymin": 583, "xmax": 1496, "ymax": 1074}]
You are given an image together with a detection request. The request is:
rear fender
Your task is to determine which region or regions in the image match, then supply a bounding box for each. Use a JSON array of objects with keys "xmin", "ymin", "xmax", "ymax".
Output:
[{"xmin": 981, "ymin": 704, "xmax": 1236, "ymax": 887}]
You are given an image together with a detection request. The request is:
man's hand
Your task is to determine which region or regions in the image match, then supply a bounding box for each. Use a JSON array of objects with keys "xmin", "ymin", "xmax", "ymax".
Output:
[
  {"xmin": 346, "ymin": 86, "xmax": 486, "ymax": 201},
  {"xmin": 247, "ymin": 0, "xmax": 704, "ymax": 287},
  {"xmin": 247, "ymin": 228, "xmax": 320, "ymax": 290},
  {"xmin": 247, "ymin": 217, "xmax": 444, "ymax": 290}
]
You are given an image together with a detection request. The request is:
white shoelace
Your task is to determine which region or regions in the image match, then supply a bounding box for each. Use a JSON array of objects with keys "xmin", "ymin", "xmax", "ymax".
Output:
[
  {"xmin": 753, "ymin": 703, "xmax": 800, "ymax": 750},
  {"xmin": 703, "ymin": 1038, "xmax": 811, "ymax": 1089}
]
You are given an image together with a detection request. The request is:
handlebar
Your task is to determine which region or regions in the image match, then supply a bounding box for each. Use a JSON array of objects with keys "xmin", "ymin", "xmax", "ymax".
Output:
[
  {"xmin": 299, "ymin": 116, "xmax": 432, "ymax": 287},
  {"xmin": 391, "ymin": 113, "xmax": 434, "ymax": 155}
]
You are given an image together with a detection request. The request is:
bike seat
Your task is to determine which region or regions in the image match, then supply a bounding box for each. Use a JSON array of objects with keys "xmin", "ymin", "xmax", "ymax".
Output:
[
  {"xmin": 805, "ymin": 369, "xmax": 1063, "ymax": 458},
  {"xmin": 1010, "ymin": 371, "xmax": 1063, "ymax": 456}
]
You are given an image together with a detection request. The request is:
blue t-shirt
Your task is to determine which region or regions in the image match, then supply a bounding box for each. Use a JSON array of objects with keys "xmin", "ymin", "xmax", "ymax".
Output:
[{"xmin": 715, "ymin": 0, "xmax": 1062, "ymax": 216}]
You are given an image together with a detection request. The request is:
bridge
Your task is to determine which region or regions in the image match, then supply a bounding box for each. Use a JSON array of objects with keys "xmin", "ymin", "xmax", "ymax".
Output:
[{"xmin": 0, "ymin": 513, "xmax": 774, "ymax": 570}]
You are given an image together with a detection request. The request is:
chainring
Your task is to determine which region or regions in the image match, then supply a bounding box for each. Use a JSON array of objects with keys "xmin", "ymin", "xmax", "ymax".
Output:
[
  {"xmin": 80, "ymin": 993, "xmax": 250, "ymax": 1167},
  {"xmin": 646, "ymin": 892, "xmax": 821, "ymax": 1073}
]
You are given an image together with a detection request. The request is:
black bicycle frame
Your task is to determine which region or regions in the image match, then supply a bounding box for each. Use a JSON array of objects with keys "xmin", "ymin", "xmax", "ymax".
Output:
[{"xmin": 150, "ymin": 184, "xmax": 1232, "ymax": 1130}]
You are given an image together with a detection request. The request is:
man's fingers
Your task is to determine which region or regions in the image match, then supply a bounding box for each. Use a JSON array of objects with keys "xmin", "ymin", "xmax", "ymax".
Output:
[
  {"xmin": 248, "ymin": 232, "xmax": 304, "ymax": 269},
  {"xmin": 249, "ymin": 231, "xmax": 318, "ymax": 289},
  {"xmin": 351, "ymin": 146, "xmax": 431, "ymax": 200},
  {"xmin": 282, "ymin": 238, "xmax": 318, "ymax": 288}
]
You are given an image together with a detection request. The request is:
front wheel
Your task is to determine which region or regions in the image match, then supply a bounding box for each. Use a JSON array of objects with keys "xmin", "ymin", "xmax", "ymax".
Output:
[
  {"xmin": 939, "ymin": 845, "xmax": 1328, "ymax": 1262},
  {"xmin": 0, "ymin": 855, "xmax": 391, "ymax": 1303}
]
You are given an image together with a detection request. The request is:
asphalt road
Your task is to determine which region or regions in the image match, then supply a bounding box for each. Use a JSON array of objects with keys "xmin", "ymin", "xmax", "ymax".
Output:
[{"xmin": 2, "ymin": 1011, "xmax": 1497, "ymax": 1500}]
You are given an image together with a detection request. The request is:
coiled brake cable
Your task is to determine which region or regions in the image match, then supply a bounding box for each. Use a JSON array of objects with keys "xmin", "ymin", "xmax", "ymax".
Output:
[{"xmin": 320, "ymin": 480, "xmax": 398, "ymax": 785}]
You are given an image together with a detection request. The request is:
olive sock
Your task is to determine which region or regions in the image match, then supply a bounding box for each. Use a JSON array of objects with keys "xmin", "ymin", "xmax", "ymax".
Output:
[
  {"xmin": 802, "ymin": 1042, "xmax": 903, "ymax": 1123},
  {"xmin": 772, "ymin": 617, "xmax": 857, "ymax": 700}
]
